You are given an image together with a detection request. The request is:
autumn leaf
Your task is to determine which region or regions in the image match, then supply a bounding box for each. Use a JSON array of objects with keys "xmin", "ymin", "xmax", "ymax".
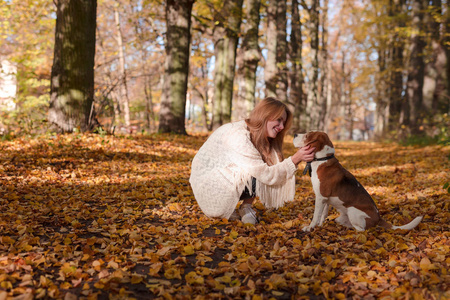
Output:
[{"xmin": 0, "ymin": 134, "xmax": 448, "ymax": 299}]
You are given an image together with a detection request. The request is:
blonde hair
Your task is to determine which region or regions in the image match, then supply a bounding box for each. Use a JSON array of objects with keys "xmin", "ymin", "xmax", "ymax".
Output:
[{"xmin": 245, "ymin": 97, "xmax": 293, "ymax": 165}]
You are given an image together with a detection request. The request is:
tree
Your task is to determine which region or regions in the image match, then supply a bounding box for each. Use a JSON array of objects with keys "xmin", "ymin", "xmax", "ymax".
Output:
[
  {"xmin": 264, "ymin": 0, "xmax": 288, "ymax": 102},
  {"xmin": 158, "ymin": 0, "xmax": 195, "ymax": 134},
  {"xmin": 423, "ymin": 0, "xmax": 448, "ymax": 119},
  {"xmin": 275, "ymin": 0, "xmax": 288, "ymax": 103},
  {"xmin": 211, "ymin": 0, "xmax": 244, "ymax": 129},
  {"xmin": 289, "ymin": 0, "xmax": 305, "ymax": 132},
  {"xmin": 405, "ymin": 0, "xmax": 426, "ymax": 134},
  {"xmin": 387, "ymin": 0, "xmax": 405, "ymax": 132},
  {"xmin": 302, "ymin": 0, "xmax": 322, "ymax": 130},
  {"xmin": 49, "ymin": 0, "xmax": 98, "ymax": 133},
  {"xmin": 264, "ymin": 0, "xmax": 277, "ymax": 99},
  {"xmin": 237, "ymin": 0, "xmax": 261, "ymax": 116},
  {"xmin": 114, "ymin": 6, "xmax": 131, "ymax": 131}
]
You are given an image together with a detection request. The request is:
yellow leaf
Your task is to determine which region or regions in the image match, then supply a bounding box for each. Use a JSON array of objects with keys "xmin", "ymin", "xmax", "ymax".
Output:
[
  {"xmin": 185, "ymin": 271, "xmax": 204, "ymax": 285},
  {"xmin": 342, "ymin": 272, "xmax": 355, "ymax": 283},
  {"xmin": 131, "ymin": 275, "xmax": 143, "ymax": 284},
  {"xmin": 367, "ymin": 270, "xmax": 377, "ymax": 278},
  {"xmin": 284, "ymin": 220, "xmax": 293, "ymax": 229},
  {"xmin": 164, "ymin": 267, "xmax": 181, "ymax": 280},
  {"xmin": 157, "ymin": 246, "xmax": 172, "ymax": 256},
  {"xmin": 60, "ymin": 281, "xmax": 72, "ymax": 289},
  {"xmin": 149, "ymin": 262, "xmax": 163, "ymax": 276},
  {"xmin": 216, "ymin": 275, "xmax": 232, "ymax": 283},
  {"xmin": 1, "ymin": 236, "xmax": 15, "ymax": 244},
  {"xmin": 108, "ymin": 261, "xmax": 119, "ymax": 269},
  {"xmin": 229, "ymin": 230, "xmax": 238, "ymax": 239},
  {"xmin": 182, "ymin": 245, "xmax": 195, "ymax": 256}
]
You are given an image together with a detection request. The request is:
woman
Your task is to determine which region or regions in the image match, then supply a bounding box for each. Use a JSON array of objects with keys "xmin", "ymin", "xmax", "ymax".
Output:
[{"xmin": 189, "ymin": 97, "xmax": 315, "ymax": 224}]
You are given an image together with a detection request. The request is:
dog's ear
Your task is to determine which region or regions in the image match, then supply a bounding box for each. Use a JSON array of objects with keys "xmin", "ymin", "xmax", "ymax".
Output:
[
  {"xmin": 318, "ymin": 132, "xmax": 334, "ymax": 149},
  {"xmin": 306, "ymin": 132, "xmax": 333, "ymax": 153}
]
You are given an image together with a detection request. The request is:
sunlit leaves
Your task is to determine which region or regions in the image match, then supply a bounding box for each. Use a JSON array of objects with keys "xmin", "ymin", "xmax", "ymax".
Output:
[{"xmin": 0, "ymin": 134, "xmax": 448, "ymax": 298}]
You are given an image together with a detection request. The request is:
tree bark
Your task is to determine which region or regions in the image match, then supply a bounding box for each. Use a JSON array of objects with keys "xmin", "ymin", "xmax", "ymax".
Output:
[
  {"xmin": 276, "ymin": 0, "xmax": 288, "ymax": 103},
  {"xmin": 405, "ymin": 0, "xmax": 426, "ymax": 134},
  {"xmin": 446, "ymin": 0, "xmax": 450, "ymax": 113},
  {"xmin": 238, "ymin": 0, "xmax": 261, "ymax": 116},
  {"xmin": 264, "ymin": 0, "xmax": 278, "ymax": 98},
  {"xmin": 212, "ymin": 0, "xmax": 243, "ymax": 130},
  {"xmin": 306, "ymin": 0, "xmax": 320, "ymax": 130},
  {"xmin": 318, "ymin": 0, "xmax": 329, "ymax": 130},
  {"xmin": 264, "ymin": 0, "xmax": 287, "ymax": 103},
  {"xmin": 289, "ymin": 0, "xmax": 304, "ymax": 132},
  {"xmin": 159, "ymin": 0, "xmax": 195, "ymax": 134},
  {"xmin": 114, "ymin": 8, "xmax": 131, "ymax": 132},
  {"xmin": 423, "ymin": 0, "xmax": 448, "ymax": 118},
  {"xmin": 387, "ymin": 0, "xmax": 405, "ymax": 132},
  {"xmin": 49, "ymin": 0, "xmax": 97, "ymax": 133}
]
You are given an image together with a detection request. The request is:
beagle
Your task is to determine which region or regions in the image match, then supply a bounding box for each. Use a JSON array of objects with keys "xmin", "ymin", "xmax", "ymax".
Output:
[{"xmin": 293, "ymin": 131, "xmax": 423, "ymax": 232}]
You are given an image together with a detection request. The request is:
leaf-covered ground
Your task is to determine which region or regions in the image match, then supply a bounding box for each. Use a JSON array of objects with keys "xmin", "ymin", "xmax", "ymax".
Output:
[{"xmin": 0, "ymin": 133, "xmax": 449, "ymax": 300}]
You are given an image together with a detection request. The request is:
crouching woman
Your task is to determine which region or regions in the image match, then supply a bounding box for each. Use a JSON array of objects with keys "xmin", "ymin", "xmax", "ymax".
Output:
[{"xmin": 189, "ymin": 97, "xmax": 314, "ymax": 224}]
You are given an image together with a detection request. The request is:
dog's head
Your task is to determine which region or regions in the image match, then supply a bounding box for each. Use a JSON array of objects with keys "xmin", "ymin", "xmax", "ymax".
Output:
[{"xmin": 293, "ymin": 131, "xmax": 335, "ymax": 158}]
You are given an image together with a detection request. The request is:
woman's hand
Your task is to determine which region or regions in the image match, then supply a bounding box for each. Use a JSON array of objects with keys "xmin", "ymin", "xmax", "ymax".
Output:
[{"xmin": 291, "ymin": 145, "xmax": 315, "ymax": 165}]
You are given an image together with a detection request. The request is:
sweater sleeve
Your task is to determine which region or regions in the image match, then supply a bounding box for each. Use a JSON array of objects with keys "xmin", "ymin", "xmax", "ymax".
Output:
[{"xmin": 224, "ymin": 125, "xmax": 297, "ymax": 186}]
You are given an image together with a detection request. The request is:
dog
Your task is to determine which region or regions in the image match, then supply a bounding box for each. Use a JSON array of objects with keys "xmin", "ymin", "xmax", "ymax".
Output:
[{"xmin": 293, "ymin": 131, "xmax": 423, "ymax": 232}]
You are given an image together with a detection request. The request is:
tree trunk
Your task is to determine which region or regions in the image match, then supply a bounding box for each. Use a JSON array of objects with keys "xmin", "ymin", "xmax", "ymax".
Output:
[
  {"xmin": 238, "ymin": 0, "xmax": 261, "ymax": 116},
  {"xmin": 387, "ymin": 0, "xmax": 405, "ymax": 132},
  {"xmin": 158, "ymin": 0, "xmax": 195, "ymax": 134},
  {"xmin": 264, "ymin": 0, "xmax": 287, "ymax": 103},
  {"xmin": 264, "ymin": 0, "xmax": 278, "ymax": 98},
  {"xmin": 276, "ymin": 0, "xmax": 288, "ymax": 103},
  {"xmin": 446, "ymin": 0, "xmax": 450, "ymax": 114},
  {"xmin": 307, "ymin": 0, "xmax": 320, "ymax": 130},
  {"xmin": 406, "ymin": 0, "xmax": 426, "ymax": 134},
  {"xmin": 212, "ymin": 0, "xmax": 243, "ymax": 130},
  {"xmin": 318, "ymin": 0, "xmax": 329, "ymax": 130},
  {"xmin": 423, "ymin": 0, "xmax": 448, "ymax": 118},
  {"xmin": 144, "ymin": 76, "xmax": 154, "ymax": 131},
  {"xmin": 49, "ymin": 0, "xmax": 97, "ymax": 133},
  {"xmin": 114, "ymin": 8, "xmax": 131, "ymax": 132},
  {"xmin": 289, "ymin": 0, "xmax": 304, "ymax": 132}
]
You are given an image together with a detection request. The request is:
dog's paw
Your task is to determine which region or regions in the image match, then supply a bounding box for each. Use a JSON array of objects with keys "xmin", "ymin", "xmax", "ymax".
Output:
[{"xmin": 302, "ymin": 225, "xmax": 313, "ymax": 232}]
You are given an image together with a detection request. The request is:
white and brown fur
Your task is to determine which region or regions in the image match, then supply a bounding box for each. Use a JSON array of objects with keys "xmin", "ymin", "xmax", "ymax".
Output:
[{"xmin": 293, "ymin": 131, "xmax": 423, "ymax": 232}]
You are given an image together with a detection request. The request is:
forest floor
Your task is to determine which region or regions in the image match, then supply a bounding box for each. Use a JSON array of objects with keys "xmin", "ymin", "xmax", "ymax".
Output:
[{"xmin": 0, "ymin": 133, "xmax": 449, "ymax": 300}]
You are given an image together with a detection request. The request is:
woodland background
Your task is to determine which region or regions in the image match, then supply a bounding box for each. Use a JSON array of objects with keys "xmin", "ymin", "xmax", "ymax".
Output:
[{"xmin": 0, "ymin": 0, "xmax": 449, "ymax": 142}]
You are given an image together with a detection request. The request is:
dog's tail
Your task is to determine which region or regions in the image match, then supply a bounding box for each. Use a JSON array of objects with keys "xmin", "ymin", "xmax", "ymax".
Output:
[{"xmin": 379, "ymin": 216, "xmax": 423, "ymax": 230}]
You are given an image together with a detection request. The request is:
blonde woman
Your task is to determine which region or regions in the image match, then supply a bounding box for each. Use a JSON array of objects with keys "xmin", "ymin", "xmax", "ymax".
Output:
[{"xmin": 189, "ymin": 97, "xmax": 315, "ymax": 224}]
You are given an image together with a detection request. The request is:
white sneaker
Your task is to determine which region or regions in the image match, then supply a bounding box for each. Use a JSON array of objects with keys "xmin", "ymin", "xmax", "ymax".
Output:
[
  {"xmin": 239, "ymin": 204, "xmax": 258, "ymax": 224},
  {"xmin": 229, "ymin": 209, "xmax": 241, "ymax": 221}
]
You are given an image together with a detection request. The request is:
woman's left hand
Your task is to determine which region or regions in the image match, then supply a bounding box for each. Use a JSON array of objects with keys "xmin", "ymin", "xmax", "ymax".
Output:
[{"xmin": 291, "ymin": 145, "xmax": 315, "ymax": 165}]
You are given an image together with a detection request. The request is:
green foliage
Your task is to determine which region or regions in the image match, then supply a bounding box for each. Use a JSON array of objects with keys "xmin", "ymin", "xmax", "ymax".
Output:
[
  {"xmin": 444, "ymin": 182, "xmax": 450, "ymax": 194},
  {"xmin": 0, "ymin": 93, "xmax": 49, "ymax": 137},
  {"xmin": 400, "ymin": 114, "xmax": 450, "ymax": 146},
  {"xmin": 400, "ymin": 135, "xmax": 440, "ymax": 146}
]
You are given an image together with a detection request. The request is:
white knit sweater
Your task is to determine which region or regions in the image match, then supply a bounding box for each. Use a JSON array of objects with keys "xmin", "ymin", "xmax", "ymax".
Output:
[{"xmin": 189, "ymin": 120, "xmax": 297, "ymax": 219}]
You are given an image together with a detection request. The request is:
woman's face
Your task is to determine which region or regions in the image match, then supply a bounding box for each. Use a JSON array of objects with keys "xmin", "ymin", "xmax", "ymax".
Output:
[{"xmin": 266, "ymin": 110, "xmax": 287, "ymax": 138}]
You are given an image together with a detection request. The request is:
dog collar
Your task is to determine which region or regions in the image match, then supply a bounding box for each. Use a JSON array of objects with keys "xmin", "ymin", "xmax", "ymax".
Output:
[{"xmin": 303, "ymin": 154, "xmax": 335, "ymax": 177}]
